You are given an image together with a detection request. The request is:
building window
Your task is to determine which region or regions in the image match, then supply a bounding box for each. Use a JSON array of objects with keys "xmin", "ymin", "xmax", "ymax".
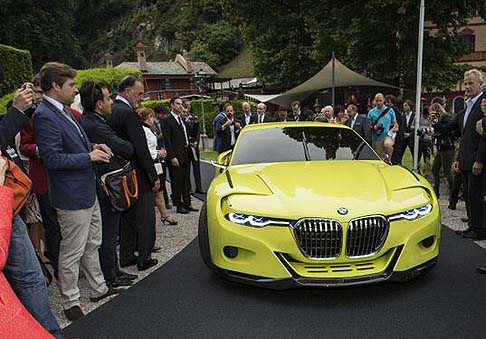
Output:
[{"xmin": 461, "ymin": 34, "xmax": 475, "ymax": 53}]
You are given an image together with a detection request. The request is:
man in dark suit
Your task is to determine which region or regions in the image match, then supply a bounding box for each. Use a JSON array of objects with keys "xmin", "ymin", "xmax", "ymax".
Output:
[
  {"xmin": 256, "ymin": 102, "xmax": 273, "ymax": 123},
  {"xmin": 216, "ymin": 103, "xmax": 242, "ymax": 153},
  {"xmin": 109, "ymin": 75, "xmax": 159, "ymax": 271},
  {"xmin": 345, "ymin": 104, "xmax": 371, "ymax": 144},
  {"xmin": 80, "ymin": 80, "xmax": 138, "ymax": 288},
  {"xmin": 163, "ymin": 96, "xmax": 198, "ymax": 214},
  {"xmin": 34, "ymin": 62, "xmax": 121, "ymax": 322},
  {"xmin": 449, "ymin": 69, "xmax": 486, "ymax": 241},
  {"xmin": 182, "ymin": 98, "xmax": 203, "ymax": 193},
  {"xmin": 239, "ymin": 101, "xmax": 256, "ymax": 127},
  {"xmin": 277, "ymin": 106, "xmax": 289, "ymax": 122},
  {"xmin": 291, "ymin": 100, "xmax": 303, "ymax": 121}
]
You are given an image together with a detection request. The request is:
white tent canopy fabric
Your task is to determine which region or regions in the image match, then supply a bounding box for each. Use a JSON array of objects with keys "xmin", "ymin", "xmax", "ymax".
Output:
[{"xmin": 255, "ymin": 58, "xmax": 398, "ymax": 107}]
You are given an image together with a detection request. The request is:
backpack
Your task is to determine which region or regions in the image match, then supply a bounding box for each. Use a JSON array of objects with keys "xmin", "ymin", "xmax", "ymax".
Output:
[{"xmin": 2, "ymin": 151, "xmax": 32, "ymax": 216}]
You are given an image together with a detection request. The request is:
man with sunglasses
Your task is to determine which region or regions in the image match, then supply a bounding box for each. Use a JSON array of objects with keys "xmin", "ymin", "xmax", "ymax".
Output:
[{"xmin": 80, "ymin": 80, "xmax": 138, "ymax": 288}]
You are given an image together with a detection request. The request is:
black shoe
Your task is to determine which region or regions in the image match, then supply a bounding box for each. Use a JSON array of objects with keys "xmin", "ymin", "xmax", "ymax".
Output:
[
  {"xmin": 137, "ymin": 258, "xmax": 158, "ymax": 271},
  {"xmin": 195, "ymin": 188, "xmax": 205, "ymax": 194},
  {"xmin": 89, "ymin": 287, "xmax": 125, "ymax": 302},
  {"xmin": 448, "ymin": 204, "xmax": 456, "ymax": 210},
  {"xmin": 476, "ymin": 266, "xmax": 486, "ymax": 274},
  {"xmin": 117, "ymin": 270, "xmax": 138, "ymax": 280},
  {"xmin": 120, "ymin": 256, "xmax": 138, "ymax": 268},
  {"xmin": 152, "ymin": 246, "xmax": 162, "ymax": 253},
  {"xmin": 108, "ymin": 277, "xmax": 133, "ymax": 288},
  {"xmin": 177, "ymin": 207, "xmax": 189, "ymax": 214},
  {"xmin": 462, "ymin": 231, "xmax": 486, "ymax": 240},
  {"xmin": 455, "ymin": 228, "xmax": 472, "ymax": 235},
  {"xmin": 64, "ymin": 305, "xmax": 84, "ymax": 322},
  {"xmin": 185, "ymin": 206, "xmax": 199, "ymax": 212},
  {"xmin": 161, "ymin": 216, "xmax": 178, "ymax": 225},
  {"xmin": 461, "ymin": 217, "xmax": 469, "ymax": 223}
]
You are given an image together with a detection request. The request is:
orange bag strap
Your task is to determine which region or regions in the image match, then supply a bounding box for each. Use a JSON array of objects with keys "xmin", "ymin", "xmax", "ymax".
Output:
[{"xmin": 122, "ymin": 170, "xmax": 139, "ymax": 207}]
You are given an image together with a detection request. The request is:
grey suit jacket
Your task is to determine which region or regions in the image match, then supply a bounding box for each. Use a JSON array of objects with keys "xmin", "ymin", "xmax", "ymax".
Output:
[{"xmin": 346, "ymin": 114, "xmax": 371, "ymax": 144}]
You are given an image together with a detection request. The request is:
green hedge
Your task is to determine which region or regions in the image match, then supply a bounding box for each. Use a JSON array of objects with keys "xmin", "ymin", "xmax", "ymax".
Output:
[
  {"xmin": 76, "ymin": 67, "xmax": 142, "ymax": 92},
  {"xmin": 0, "ymin": 44, "xmax": 33, "ymax": 98}
]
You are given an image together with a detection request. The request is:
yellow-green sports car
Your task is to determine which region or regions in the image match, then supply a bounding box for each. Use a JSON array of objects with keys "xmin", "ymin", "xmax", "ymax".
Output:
[{"xmin": 199, "ymin": 122, "xmax": 441, "ymax": 289}]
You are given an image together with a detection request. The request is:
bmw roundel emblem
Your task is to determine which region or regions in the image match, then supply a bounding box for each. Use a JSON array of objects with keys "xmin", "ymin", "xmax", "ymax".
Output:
[{"xmin": 337, "ymin": 207, "xmax": 348, "ymax": 215}]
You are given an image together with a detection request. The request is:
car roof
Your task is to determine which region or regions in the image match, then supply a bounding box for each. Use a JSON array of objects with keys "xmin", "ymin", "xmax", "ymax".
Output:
[{"xmin": 241, "ymin": 121, "xmax": 351, "ymax": 132}]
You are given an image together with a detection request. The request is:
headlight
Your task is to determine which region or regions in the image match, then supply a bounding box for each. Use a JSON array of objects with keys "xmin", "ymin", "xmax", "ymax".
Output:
[
  {"xmin": 226, "ymin": 213, "xmax": 290, "ymax": 228},
  {"xmin": 389, "ymin": 204, "xmax": 433, "ymax": 221}
]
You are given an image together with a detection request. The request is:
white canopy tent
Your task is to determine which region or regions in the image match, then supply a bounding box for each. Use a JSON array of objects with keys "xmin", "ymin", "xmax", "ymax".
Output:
[{"xmin": 251, "ymin": 58, "xmax": 398, "ymax": 107}]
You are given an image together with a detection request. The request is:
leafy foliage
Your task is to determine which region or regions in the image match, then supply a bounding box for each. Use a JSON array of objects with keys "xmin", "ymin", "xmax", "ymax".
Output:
[
  {"xmin": 0, "ymin": 44, "xmax": 33, "ymax": 97},
  {"xmin": 0, "ymin": 0, "xmax": 84, "ymax": 70},
  {"xmin": 222, "ymin": 0, "xmax": 486, "ymax": 91},
  {"xmin": 76, "ymin": 68, "xmax": 142, "ymax": 92}
]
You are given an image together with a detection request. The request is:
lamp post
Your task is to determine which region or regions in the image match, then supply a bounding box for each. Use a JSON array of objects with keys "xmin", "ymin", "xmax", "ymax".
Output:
[{"xmin": 194, "ymin": 70, "xmax": 209, "ymax": 151}]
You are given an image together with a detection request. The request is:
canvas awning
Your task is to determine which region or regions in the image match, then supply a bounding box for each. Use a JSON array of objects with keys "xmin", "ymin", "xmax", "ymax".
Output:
[{"xmin": 264, "ymin": 58, "xmax": 398, "ymax": 107}]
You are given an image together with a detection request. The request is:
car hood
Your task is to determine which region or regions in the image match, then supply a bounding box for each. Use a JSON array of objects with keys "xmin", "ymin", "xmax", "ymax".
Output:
[{"xmin": 224, "ymin": 161, "xmax": 432, "ymax": 220}]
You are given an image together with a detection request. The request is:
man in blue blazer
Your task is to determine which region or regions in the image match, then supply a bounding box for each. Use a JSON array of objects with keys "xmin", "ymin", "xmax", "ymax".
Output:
[{"xmin": 34, "ymin": 62, "xmax": 122, "ymax": 322}]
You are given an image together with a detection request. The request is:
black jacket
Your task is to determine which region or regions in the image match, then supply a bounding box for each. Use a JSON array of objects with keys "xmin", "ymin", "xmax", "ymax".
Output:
[
  {"xmin": 162, "ymin": 113, "xmax": 190, "ymax": 165},
  {"xmin": 449, "ymin": 93, "xmax": 486, "ymax": 171},
  {"xmin": 345, "ymin": 114, "xmax": 371, "ymax": 144},
  {"xmin": 108, "ymin": 100, "xmax": 157, "ymax": 192},
  {"xmin": 81, "ymin": 109, "xmax": 134, "ymax": 175},
  {"xmin": 217, "ymin": 117, "xmax": 241, "ymax": 153}
]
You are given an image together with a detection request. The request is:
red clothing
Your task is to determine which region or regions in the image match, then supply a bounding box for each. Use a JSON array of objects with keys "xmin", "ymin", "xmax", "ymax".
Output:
[
  {"xmin": 0, "ymin": 186, "xmax": 53, "ymax": 338},
  {"xmin": 20, "ymin": 107, "xmax": 82, "ymax": 194}
]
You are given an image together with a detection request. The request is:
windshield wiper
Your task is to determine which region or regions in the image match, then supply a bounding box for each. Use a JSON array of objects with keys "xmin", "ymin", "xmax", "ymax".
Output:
[{"xmin": 301, "ymin": 131, "xmax": 310, "ymax": 161}]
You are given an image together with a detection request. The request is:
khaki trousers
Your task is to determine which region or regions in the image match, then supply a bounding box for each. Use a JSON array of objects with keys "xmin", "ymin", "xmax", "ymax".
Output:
[{"xmin": 57, "ymin": 198, "xmax": 108, "ymax": 309}]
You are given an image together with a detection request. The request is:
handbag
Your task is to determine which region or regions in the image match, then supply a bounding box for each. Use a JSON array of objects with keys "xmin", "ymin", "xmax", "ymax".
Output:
[
  {"xmin": 2, "ymin": 154, "xmax": 32, "ymax": 216},
  {"xmin": 100, "ymin": 161, "xmax": 139, "ymax": 212}
]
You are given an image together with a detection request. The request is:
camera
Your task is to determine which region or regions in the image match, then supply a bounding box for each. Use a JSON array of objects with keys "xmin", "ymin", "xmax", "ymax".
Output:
[
  {"xmin": 417, "ymin": 127, "xmax": 432, "ymax": 137},
  {"xmin": 375, "ymin": 124, "xmax": 385, "ymax": 135}
]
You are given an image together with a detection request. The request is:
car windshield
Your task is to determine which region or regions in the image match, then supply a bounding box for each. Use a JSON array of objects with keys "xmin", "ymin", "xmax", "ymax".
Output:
[{"xmin": 231, "ymin": 126, "xmax": 379, "ymax": 165}]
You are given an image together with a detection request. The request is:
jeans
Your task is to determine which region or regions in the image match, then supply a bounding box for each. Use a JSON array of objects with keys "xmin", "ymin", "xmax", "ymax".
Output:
[{"xmin": 4, "ymin": 216, "xmax": 64, "ymax": 339}]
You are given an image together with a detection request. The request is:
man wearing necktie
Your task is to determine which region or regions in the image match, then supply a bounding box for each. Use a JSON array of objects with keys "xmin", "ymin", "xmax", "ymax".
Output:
[
  {"xmin": 256, "ymin": 102, "xmax": 271, "ymax": 123},
  {"xmin": 216, "ymin": 103, "xmax": 241, "ymax": 153},
  {"xmin": 34, "ymin": 62, "xmax": 120, "ymax": 322},
  {"xmin": 291, "ymin": 100, "xmax": 302, "ymax": 121},
  {"xmin": 450, "ymin": 69, "xmax": 486, "ymax": 241},
  {"xmin": 162, "ymin": 97, "xmax": 198, "ymax": 214}
]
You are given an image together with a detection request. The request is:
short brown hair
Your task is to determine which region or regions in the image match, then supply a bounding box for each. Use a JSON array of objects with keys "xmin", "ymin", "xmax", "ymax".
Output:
[
  {"xmin": 39, "ymin": 62, "xmax": 77, "ymax": 92},
  {"xmin": 137, "ymin": 107, "xmax": 155, "ymax": 122}
]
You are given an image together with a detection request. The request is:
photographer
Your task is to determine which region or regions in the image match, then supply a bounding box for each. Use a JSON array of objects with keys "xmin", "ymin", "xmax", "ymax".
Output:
[
  {"xmin": 216, "ymin": 102, "xmax": 241, "ymax": 154},
  {"xmin": 430, "ymin": 103, "xmax": 455, "ymax": 197},
  {"xmin": 367, "ymin": 93, "xmax": 398, "ymax": 162},
  {"xmin": 416, "ymin": 106, "xmax": 434, "ymax": 171},
  {"xmin": 0, "ymin": 73, "xmax": 63, "ymax": 336}
]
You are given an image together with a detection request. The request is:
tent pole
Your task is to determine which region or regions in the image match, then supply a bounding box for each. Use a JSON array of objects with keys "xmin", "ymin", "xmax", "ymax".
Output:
[
  {"xmin": 413, "ymin": 0, "xmax": 425, "ymax": 172},
  {"xmin": 332, "ymin": 51, "xmax": 335, "ymax": 107}
]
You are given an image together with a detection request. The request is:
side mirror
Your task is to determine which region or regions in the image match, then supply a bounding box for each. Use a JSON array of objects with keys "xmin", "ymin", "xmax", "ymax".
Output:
[{"xmin": 212, "ymin": 150, "xmax": 232, "ymax": 174}]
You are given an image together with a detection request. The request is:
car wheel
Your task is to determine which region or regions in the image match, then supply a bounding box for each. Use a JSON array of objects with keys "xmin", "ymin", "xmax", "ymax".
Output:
[{"xmin": 198, "ymin": 203, "xmax": 220, "ymax": 275}]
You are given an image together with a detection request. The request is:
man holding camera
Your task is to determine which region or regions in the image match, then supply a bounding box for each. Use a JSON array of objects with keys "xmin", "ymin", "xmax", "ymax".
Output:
[
  {"xmin": 367, "ymin": 93, "xmax": 398, "ymax": 162},
  {"xmin": 216, "ymin": 102, "xmax": 241, "ymax": 154},
  {"xmin": 0, "ymin": 72, "xmax": 63, "ymax": 336}
]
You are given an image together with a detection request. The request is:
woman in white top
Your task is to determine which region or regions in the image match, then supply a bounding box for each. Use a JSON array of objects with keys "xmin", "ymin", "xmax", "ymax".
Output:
[{"xmin": 138, "ymin": 108, "xmax": 177, "ymax": 225}]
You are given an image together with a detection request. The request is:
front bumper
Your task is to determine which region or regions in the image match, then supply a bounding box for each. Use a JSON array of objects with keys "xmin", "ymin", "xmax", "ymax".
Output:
[
  {"xmin": 207, "ymin": 201, "xmax": 441, "ymax": 288},
  {"xmin": 217, "ymin": 254, "xmax": 437, "ymax": 289}
]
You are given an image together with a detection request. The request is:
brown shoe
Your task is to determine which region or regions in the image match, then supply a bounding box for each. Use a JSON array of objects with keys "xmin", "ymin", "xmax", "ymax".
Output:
[
  {"xmin": 89, "ymin": 287, "xmax": 125, "ymax": 302},
  {"xmin": 64, "ymin": 305, "xmax": 84, "ymax": 322}
]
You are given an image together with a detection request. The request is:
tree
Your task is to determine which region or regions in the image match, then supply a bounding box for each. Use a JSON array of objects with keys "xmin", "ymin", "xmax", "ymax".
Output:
[
  {"xmin": 222, "ymin": 0, "xmax": 486, "ymax": 92},
  {"xmin": 0, "ymin": 0, "xmax": 85, "ymax": 70}
]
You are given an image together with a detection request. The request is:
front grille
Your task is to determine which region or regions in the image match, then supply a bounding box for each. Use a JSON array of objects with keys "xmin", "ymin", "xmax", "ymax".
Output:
[
  {"xmin": 346, "ymin": 216, "xmax": 389, "ymax": 258},
  {"xmin": 293, "ymin": 219, "xmax": 342, "ymax": 259}
]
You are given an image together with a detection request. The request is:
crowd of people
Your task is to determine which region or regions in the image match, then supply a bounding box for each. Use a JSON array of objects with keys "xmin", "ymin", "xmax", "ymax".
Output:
[
  {"xmin": 2, "ymin": 60, "xmax": 486, "ymax": 337},
  {"xmin": 0, "ymin": 62, "xmax": 204, "ymax": 337}
]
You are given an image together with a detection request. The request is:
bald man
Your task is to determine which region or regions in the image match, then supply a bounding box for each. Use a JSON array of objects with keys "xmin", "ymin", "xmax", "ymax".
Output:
[{"xmin": 367, "ymin": 93, "xmax": 398, "ymax": 162}]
